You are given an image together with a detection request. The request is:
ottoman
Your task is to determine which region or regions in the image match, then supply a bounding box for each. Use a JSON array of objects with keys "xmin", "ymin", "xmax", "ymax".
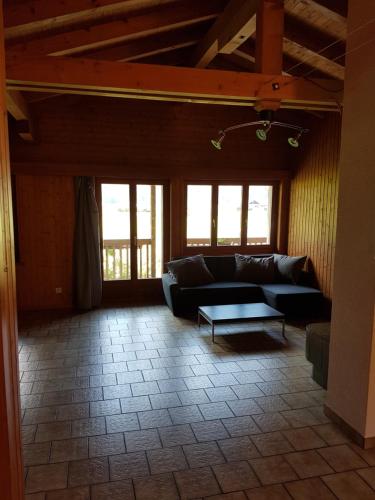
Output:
[{"xmin": 306, "ymin": 322, "xmax": 331, "ymax": 389}]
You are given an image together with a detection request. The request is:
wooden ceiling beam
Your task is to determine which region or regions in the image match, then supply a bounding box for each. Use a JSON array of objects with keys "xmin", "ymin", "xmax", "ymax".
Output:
[
  {"xmin": 255, "ymin": 0, "xmax": 284, "ymax": 74},
  {"xmin": 284, "ymin": 15, "xmax": 345, "ymax": 63},
  {"xmin": 284, "ymin": 0, "xmax": 346, "ymax": 39},
  {"xmin": 86, "ymin": 23, "xmax": 209, "ymax": 62},
  {"xmin": 6, "ymin": 55, "xmax": 342, "ymax": 112},
  {"xmin": 192, "ymin": 0, "xmax": 257, "ymax": 68},
  {"xmin": 4, "ymin": 0, "xmax": 178, "ymax": 41},
  {"xmin": 282, "ymin": 38, "xmax": 344, "ymax": 80},
  {"xmin": 255, "ymin": 0, "xmax": 284, "ymax": 111},
  {"xmin": 6, "ymin": 0, "xmax": 225, "ymax": 61},
  {"xmin": 6, "ymin": 91, "xmax": 34, "ymax": 141}
]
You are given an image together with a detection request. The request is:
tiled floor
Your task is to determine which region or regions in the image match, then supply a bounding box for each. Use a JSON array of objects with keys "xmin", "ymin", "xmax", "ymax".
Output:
[{"xmin": 18, "ymin": 306, "xmax": 375, "ymax": 499}]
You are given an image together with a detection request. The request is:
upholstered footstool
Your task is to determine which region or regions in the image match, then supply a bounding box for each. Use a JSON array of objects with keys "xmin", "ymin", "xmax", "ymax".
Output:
[{"xmin": 305, "ymin": 322, "xmax": 331, "ymax": 389}]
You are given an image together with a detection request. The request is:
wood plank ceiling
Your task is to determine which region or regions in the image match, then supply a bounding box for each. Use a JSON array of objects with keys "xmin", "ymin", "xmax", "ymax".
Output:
[{"xmin": 3, "ymin": 0, "xmax": 348, "ymax": 139}]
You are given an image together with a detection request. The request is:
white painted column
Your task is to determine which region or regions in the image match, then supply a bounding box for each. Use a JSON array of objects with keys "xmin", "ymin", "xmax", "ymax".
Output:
[{"xmin": 327, "ymin": 0, "xmax": 375, "ymax": 444}]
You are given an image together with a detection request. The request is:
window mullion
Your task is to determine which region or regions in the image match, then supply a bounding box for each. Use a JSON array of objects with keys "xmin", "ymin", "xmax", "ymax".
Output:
[
  {"xmin": 211, "ymin": 184, "xmax": 218, "ymax": 248},
  {"xmin": 241, "ymin": 183, "xmax": 248, "ymax": 247}
]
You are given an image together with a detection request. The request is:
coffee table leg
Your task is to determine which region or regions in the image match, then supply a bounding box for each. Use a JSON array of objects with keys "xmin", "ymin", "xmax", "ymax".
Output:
[
  {"xmin": 212, "ymin": 322, "xmax": 215, "ymax": 343},
  {"xmin": 198, "ymin": 312, "xmax": 201, "ymax": 329},
  {"xmin": 282, "ymin": 319, "xmax": 286, "ymax": 339}
]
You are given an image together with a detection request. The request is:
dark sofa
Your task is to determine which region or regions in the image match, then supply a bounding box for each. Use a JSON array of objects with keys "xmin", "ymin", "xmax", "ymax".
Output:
[{"xmin": 162, "ymin": 254, "xmax": 324, "ymax": 317}]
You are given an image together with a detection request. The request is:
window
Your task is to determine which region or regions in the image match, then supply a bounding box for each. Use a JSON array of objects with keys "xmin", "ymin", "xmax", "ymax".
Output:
[
  {"xmin": 185, "ymin": 182, "xmax": 276, "ymax": 249},
  {"xmin": 247, "ymin": 185, "xmax": 273, "ymax": 245},
  {"xmin": 217, "ymin": 185, "xmax": 242, "ymax": 246},
  {"xmin": 101, "ymin": 183, "xmax": 164, "ymax": 281},
  {"xmin": 186, "ymin": 185, "xmax": 212, "ymax": 247}
]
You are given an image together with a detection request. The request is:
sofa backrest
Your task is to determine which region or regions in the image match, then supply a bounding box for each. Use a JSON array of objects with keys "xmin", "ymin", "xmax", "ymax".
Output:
[{"xmin": 203, "ymin": 254, "xmax": 273, "ymax": 282}]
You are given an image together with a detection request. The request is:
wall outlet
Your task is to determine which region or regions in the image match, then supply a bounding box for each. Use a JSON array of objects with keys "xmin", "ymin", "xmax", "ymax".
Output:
[{"xmin": 55, "ymin": 287, "xmax": 62, "ymax": 294}]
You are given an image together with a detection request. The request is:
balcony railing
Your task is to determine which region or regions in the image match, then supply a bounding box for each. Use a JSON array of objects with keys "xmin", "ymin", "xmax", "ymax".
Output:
[
  {"xmin": 103, "ymin": 236, "xmax": 269, "ymax": 281},
  {"xmin": 103, "ymin": 238, "xmax": 156, "ymax": 280},
  {"xmin": 187, "ymin": 237, "xmax": 268, "ymax": 247}
]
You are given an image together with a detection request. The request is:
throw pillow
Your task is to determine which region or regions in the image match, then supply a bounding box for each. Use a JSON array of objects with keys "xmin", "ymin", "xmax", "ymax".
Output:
[
  {"xmin": 166, "ymin": 254, "xmax": 215, "ymax": 287},
  {"xmin": 234, "ymin": 254, "xmax": 275, "ymax": 283},
  {"xmin": 273, "ymin": 253, "xmax": 307, "ymax": 284}
]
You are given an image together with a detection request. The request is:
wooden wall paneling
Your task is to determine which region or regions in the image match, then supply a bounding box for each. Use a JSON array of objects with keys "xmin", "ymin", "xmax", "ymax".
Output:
[
  {"xmin": 277, "ymin": 177, "xmax": 291, "ymax": 254},
  {"xmin": 0, "ymin": 2, "xmax": 24, "ymax": 498},
  {"xmin": 170, "ymin": 177, "xmax": 184, "ymax": 259},
  {"xmin": 16, "ymin": 175, "xmax": 74, "ymax": 310},
  {"xmin": 9, "ymin": 96, "xmax": 295, "ymax": 172},
  {"xmin": 288, "ymin": 114, "xmax": 341, "ymax": 299}
]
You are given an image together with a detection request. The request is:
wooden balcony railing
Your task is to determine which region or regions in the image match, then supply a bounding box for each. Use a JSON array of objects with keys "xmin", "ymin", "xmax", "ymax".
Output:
[
  {"xmin": 187, "ymin": 237, "xmax": 268, "ymax": 247},
  {"xmin": 103, "ymin": 235, "xmax": 269, "ymax": 280},
  {"xmin": 102, "ymin": 238, "xmax": 156, "ymax": 280}
]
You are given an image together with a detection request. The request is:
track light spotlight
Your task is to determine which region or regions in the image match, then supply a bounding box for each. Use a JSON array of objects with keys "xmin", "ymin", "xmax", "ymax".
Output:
[
  {"xmin": 210, "ymin": 117, "xmax": 308, "ymax": 151},
  {"xmin": 288, "ymin": 131, "xmax": 303, "ymax": 148},
  {"xmin": 255, "ymin": 122, "xmax": 271, "ymax": 142},
  {"xmin": 211, "ymin": 132, "xmax": 225, "ymax": 150}
]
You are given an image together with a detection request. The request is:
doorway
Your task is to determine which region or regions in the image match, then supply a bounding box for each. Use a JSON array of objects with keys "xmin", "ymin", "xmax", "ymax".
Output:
[{"xmin": 97, "ymin": 180, "xmax": 170, "ymax": 303}]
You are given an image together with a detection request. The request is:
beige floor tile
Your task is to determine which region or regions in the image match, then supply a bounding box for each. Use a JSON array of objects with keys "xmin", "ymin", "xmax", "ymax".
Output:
[
  {"xmin": 125, "ymin": 428, "xmax": 161, "ymax": 452},
  {"xmin": 22, "ymin": 425, "xmax": 37, "ymax": 445},
  {"xmin": 282, "ymin": 427, "xmax": 326, "ymax": 451},
  {"xmin": 313, "ymin": 423, "xmax": 349, "ymax": 446},
  {"xmin": 25, "ymin": 494, "xmax": 46, "ymax": 500},
  {"xmin": 285, "ymin": 477, "xmax": 336, "ymax": 499},
  {"xmin": 174, "ymin": 466, "xmax": 221, "ymax": 499},
  {"xmin": 252, "ymin": 412, "xmax": 290, "ymax": 432},
  {"xmin": 322, "ymin": 471, "xmax": 375, "ymax": 499},
  {"xmin": 91, "ymin": 479, "xmax": 135, "ymax": 500},
  {"xmin": 205, "ymin": 492, "xmax": 248, "ymax": 500},
  {"xmin": 191, "ymin": 419, "xmax": 229, "ymax": 442},
  {"xmin": 358, "ymin": 467, "xmax": 375, "ymax": 489},
  {"xmin": 284, "ymin": 450, "xmax": 334, "ymax": 478},
  {"xmin": 68, "ymin": 457, "xmax": 109, "ymax": 487},
  {"xmin": 183, "ymin": 441, "xmax": 225, "ymax": 468},
  {"xmin": 89, "ymin": 433, "xmax": 125, "ymax": 457},
  {"xmin": 159, "ymin": 424, "xmax": 197, "ymax": 447},
  {"xmin": 71, "ymin": 417, "xmax": 106, "ymax": 438},
  {"xmin": 134, "ymin": 473, "xmax": 179, "ymax": 500},
  {"xmin": 245, "ymin": 484, "xmax": 292, "ymax": 499},
  {"xmin": 51, "ymin": 438, "xmax": 88, "ymax": 463},
  {"xmin": 281, "ymin": 409, "xmax": 320, "ymax": 428},
  {"xmin": 251, "ymin": 431, "xmax": 294, "ymax": 456},
  {"xmin": 23, "ymin": 442, "xmax": 51, "ymax": 466},
  {"xmin": 26, "ymin": 463, "xmax": 68, "ymax": 493},
  {"xmin": 350, "ymin": 445, "xmax": 375, "ymax": 466},
  {"xmin": 318, "ymin": 444, "xmax": 368, "ymax": 472},
  {"xmin": 35, "ymin": 422, "xmax": 72, "ymax": 443},
  {"xmin": 45, "ymin": 486, "xmax": 90, "ymax": 499},
  {"xmin": 147, "ymin": 446, "xmax": 188, "ymax": 474},
  {"xmin": 218, "ymin": 435, "xmax": 260, "ymax": 461},
  {"xmin": 249, "ymin": 456, "xmax": 298, "ymax": 485},
  {"xmin": 109, "ymin": 451, "xmax": 149, "ymax": 480},
  {"xmin": 213, "ymin": 461, "xmax": 260, "ymax": 492}
]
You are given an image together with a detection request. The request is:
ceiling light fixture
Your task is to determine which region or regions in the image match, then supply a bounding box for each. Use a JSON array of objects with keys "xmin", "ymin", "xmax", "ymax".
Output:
[
  {"xmin": 288, "ymin": 131, "xmax": 303, "ymax": 148},
  {"xmin": 255, "ymin": 121, "xmax": 271, "ymax": 141},
  {"xmin": 210, "ymin": 112, "xmax": 309, "ymax": 150},
  {"xmin": 210, "ymin": 131, "xmax": 225, "ymax": 150}
]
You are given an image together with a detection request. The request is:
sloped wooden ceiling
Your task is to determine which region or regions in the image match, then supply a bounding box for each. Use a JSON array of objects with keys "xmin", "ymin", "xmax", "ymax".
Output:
[{"xmin": 3, "ymin": 0, "xmax": 347, "ymax": 140}]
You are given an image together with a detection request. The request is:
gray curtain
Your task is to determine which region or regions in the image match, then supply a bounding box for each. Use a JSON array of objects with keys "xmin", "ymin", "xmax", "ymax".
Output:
[{"xmin": 73, "ymin": 177, "xmax": 102, "ymax": 310}]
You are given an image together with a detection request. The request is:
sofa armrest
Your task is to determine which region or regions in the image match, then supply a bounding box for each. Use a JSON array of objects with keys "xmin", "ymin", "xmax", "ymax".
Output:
[{"xmin": 162, "ymin": 273, "xmax": 181, "ymax": 315}]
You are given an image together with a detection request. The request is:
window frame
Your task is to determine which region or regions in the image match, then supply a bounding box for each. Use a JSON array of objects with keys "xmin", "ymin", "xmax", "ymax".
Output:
[
  {"xmin": 96, "ymin": 178, "xmax": 170, "ymax": 283},
  {"xmin": 183, "ymin": 180, "xmax": 279, "ymax": 254}
]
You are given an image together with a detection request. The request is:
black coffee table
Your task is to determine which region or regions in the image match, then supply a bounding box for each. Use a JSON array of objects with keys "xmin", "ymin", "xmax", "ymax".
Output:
[{"xmin": 198, "ymin": 302, "xmax": 286, "ymax": 342}]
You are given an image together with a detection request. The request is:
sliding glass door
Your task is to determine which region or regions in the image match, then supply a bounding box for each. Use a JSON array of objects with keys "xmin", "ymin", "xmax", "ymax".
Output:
[{"xmin": 100, "ymin": 182, "xmax": 165, "ymax": 283}]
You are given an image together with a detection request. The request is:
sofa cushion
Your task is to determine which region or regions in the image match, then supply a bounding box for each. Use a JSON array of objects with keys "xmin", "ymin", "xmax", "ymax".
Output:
[
  {"xmin": 273, "ymin": 254, "xmax": 307, "ymax": 284},
  {"xmin": 166, "ymin": 254, "xmax": 214, "ymax": 287},
  {"xmin": 261, "ymin": 283, "xmax": 323, "ymax": 315},
  {"xmin": 235, "ymin": 254, "xmax": 275, "ymax": 283},
  {"xmin": 203, "ymin": 255, "xmax": 236, "ymax": 282},
  {"xmin": 179, "ymin": 281, "xmax": 264, "ymax": 306}
]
